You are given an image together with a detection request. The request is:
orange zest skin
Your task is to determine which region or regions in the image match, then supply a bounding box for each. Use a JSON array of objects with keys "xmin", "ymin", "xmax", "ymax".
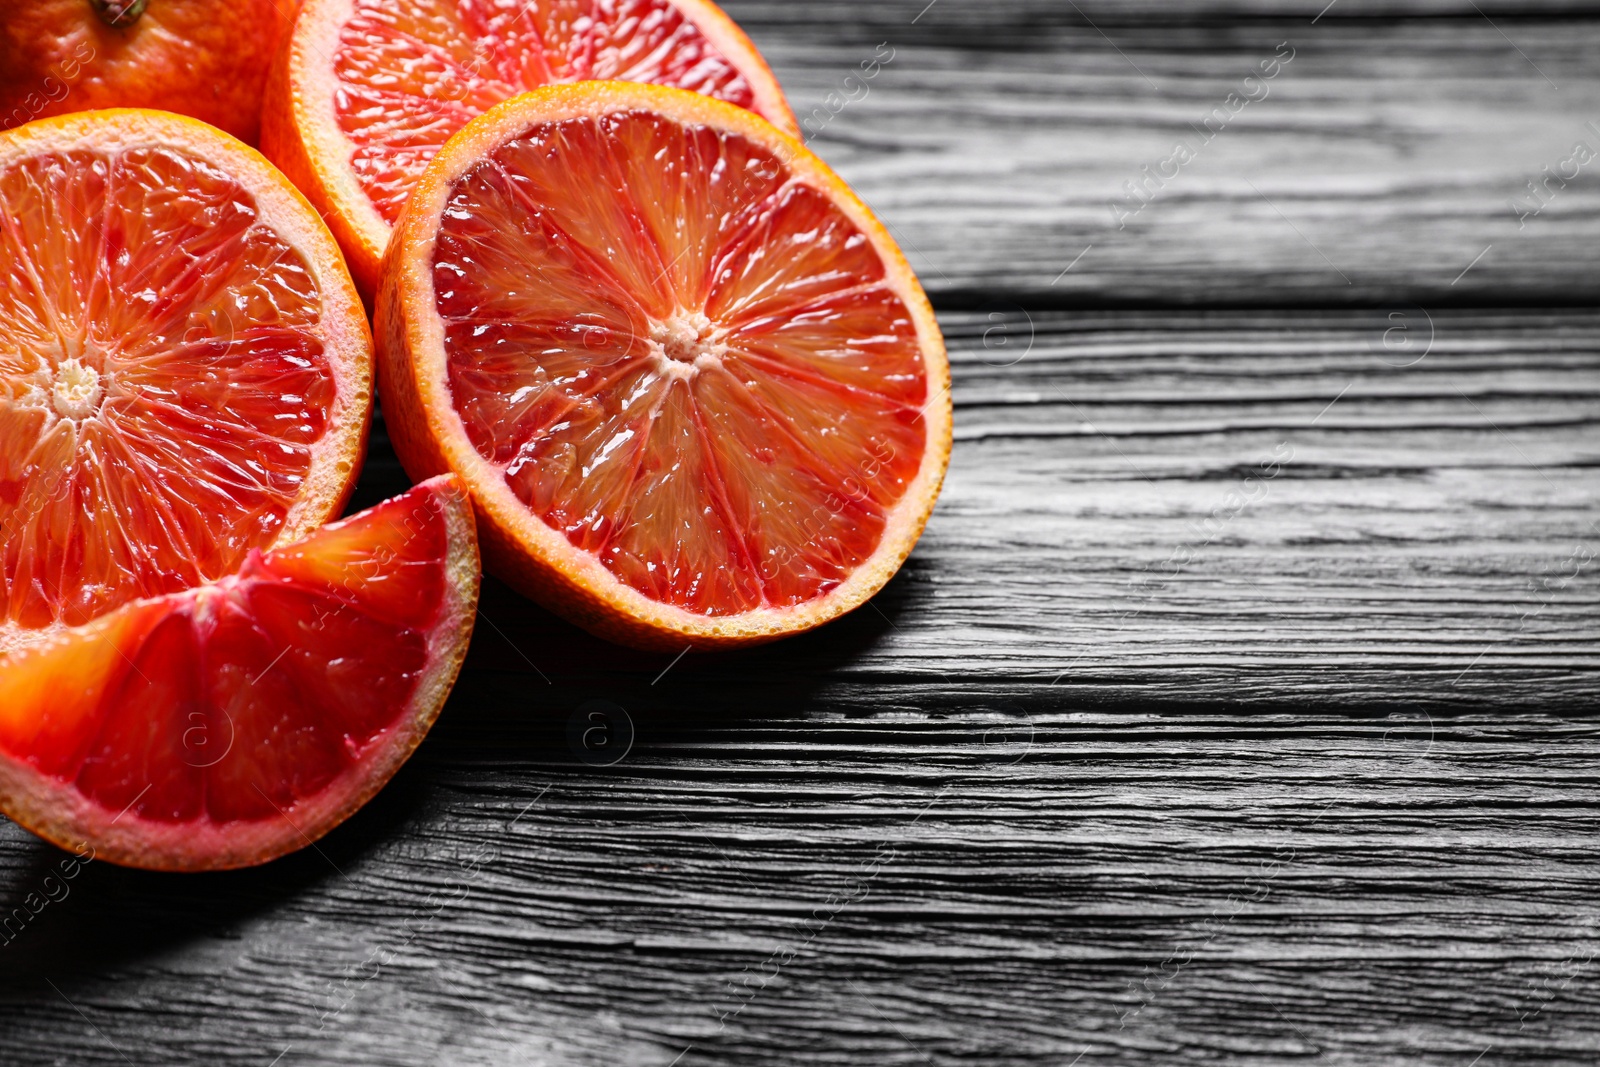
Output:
[
  {"xmin": 0, "ymin": 475, "xmax": 479, "ymax": 872},
  {"xmin": 0, "ymin": 109, "xmax": 372, "ymax": 652},
  {"xmin": 0, "ymin": 0, "xmax": 299, "ymax": 145},
  {"xmin": 262, "ymin": 0, "xmax": 799, "ymax": 300},
  {"xmin": 377, "ymin": 84, "xmax": 952, "ymax": 650}
]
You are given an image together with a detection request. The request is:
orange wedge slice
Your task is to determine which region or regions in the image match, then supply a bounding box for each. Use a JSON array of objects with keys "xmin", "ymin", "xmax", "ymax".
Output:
[
  {"xmin": 377, "ymin": 84, "xmax": 951, "ymax": 650},
  {"xmin": 263, "ymin": 0, "xmax": 799, "ymax": 298},
  {"xmin": 0, "ymin": 109, "xmax": 372, "ymax": 653},
  {"xmin": 0, "ymin": 475, "xmax": 479, "ymax": 871}
]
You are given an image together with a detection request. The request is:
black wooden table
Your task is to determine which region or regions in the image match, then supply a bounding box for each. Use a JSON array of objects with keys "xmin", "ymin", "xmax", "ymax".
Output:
[{"xmin": 4, "ymin": 2, "xmax": 1598, "ymax": 1063}]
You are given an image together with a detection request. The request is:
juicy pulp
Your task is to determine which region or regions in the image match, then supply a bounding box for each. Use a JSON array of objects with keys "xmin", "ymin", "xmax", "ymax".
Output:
[
  {"xmin": 333, "ymin": 0, "xmax": 768, "ymax": 226},
  {"xmin": 430, "ymin": 109, "xmax": 929, "ymax": 615},
  {"xmin": 0, "ymin": 144, "xmax": 334, "ymax": 634},
  {"xmin": 0, "ymin": 479, "xmax": 459, "ymax": 836}
]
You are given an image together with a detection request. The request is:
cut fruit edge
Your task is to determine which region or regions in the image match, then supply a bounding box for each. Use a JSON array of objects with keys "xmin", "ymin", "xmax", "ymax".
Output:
[
  {"xmin": 0, "ymin": 475, "xmax": 479, "ymax": 872},
  {"xmin": 376, "ymin": 83, "xmax": 952, "ymax": 651},
  {"xmin": 263, "ymin": 0, "xmax": 801, "ymax": 301},
  {"xmin": 0, "ymin": 109, "xmax": 375, "ymax": 651}
]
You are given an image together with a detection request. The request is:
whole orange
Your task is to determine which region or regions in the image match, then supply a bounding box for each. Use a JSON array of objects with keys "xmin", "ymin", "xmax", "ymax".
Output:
[{"xmin": 0, "ymin": 0, "xmax": 300, "ymax": 144}]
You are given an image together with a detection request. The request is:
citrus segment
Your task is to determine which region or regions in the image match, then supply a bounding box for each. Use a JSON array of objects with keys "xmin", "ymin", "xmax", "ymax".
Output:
[
  {"xmin": 0, "ymin": 475, "xmax": 479, "ymax": 871},
  {"xmin": 378, "ymin": 84, "xmax": 951, "ymax": 648},
  {"xmin": 263, "ymin": 0, "xmax": 799, "ymax": 297},
  {"xmin": 0, "ymin": 110, "xmax": 372, "ymax": 652}
]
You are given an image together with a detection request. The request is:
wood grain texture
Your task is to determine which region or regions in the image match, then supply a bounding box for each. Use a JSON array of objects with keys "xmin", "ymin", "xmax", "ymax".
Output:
[
  {"xmin": 729, "ymin": 1, "xmax": 1600, "ymax": 304},
  {"xmin": 3, "ymin": 5, "xmax": 1599, "ymax": 1066},
  {"xmin": 934, "ymin": 308, "xmax": 1600, "ymax": 706},
  {"xmin": 3, "ymin": 310, "xmax": 1591, "ymax": 1063},
  {"xmin": 4, "ymin": 713, "xmax": 1600, "ymax": 1066}
]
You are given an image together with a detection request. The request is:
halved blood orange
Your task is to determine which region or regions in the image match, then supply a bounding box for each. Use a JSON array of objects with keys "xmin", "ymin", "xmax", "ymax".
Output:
[
  {"xmin": 0, "ymin": 109, "xmax": 372, "ymax": 653},
  {"xmin": 262, "ymin": 0, "xmax": 799, "ymax": 299},
  {"xmin": 0, "ymin": 475, "xmax": 478, "ymax": 872},
  {"xmin": 377, "ymin": 84, "xmax": 951, "ymax": 650}
]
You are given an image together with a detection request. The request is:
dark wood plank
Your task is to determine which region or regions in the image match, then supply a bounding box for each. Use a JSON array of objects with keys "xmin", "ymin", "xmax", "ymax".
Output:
[
  {"xmin": 933, "ymin": 307, "xmax": 1600, "ymax": 706},
  {"xmin": 4, "ymin": 713, "xmax": 1600, "ymax": 1065},
  {"xmin": 727, "ymin": 2, "xmax": 1600, "ymax": 305}
]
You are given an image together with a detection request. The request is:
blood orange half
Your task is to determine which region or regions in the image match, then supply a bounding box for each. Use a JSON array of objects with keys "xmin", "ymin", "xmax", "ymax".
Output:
[
  {"xmin": 377, "ymin": 84, "xmax": 951, "ymax": 650},
  {"xmin": 262, "ymin": 0, "xmax": 799, "ymax": 299},
  {"xmin": 0, "ymin": 109, "xmax": 372, "ymax": 652},
  {"xmin": 0, "ymin": 475, "xmax": 478, "ymax": 872}
]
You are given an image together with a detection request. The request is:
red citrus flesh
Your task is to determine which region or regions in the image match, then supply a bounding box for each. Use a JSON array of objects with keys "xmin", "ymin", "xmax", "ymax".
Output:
[
  {"xmin": 378, "ymin": 85, "xmax": 951, "ymax": 647},
  {"xmin": 0, "ymin": 475, "xmax": 478, "ymax": 871},
  {"xmin": 438, "ymin": 112, "xmax": 928, "ymax": 614},
  {"xmin": 265, "ymin": 0, "xmax": 800, "ymax": 297},
  {"xmin": 0, "ymin": 110, "xmax": 372, "ymax": 650},
  {"xmin": 330, "ymin": 0, "xmax": 797, "ymax": 228}
]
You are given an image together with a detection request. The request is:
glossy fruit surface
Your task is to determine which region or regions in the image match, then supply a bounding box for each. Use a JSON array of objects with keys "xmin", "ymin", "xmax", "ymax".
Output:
[
  {"xmin": 0, "ymin": 0, "xmax": 300, "ymax": 144},
  {"xmin": 262, "ymin": 0, "xmax": 798, "ymax": 296},
  {"xmin": 0, "ymin": 109, "xmax": 372, "ymax": 652},
  {"xmin": 0, "ymin": 475, "xmax": 478, "ymax": 871},
  {"xmin": 378, "ymin": 84, "xmax": 951, "ymax": 649}
]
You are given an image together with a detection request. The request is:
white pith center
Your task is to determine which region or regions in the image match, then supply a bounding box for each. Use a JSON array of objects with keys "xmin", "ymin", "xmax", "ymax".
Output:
[
  {"xmin": 51, "ymin": 356, "xmax": 105, "ymax": 421},
  {"xmin": 649, "ymin": 310, "xmax": 726, "ymax": 381}
]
